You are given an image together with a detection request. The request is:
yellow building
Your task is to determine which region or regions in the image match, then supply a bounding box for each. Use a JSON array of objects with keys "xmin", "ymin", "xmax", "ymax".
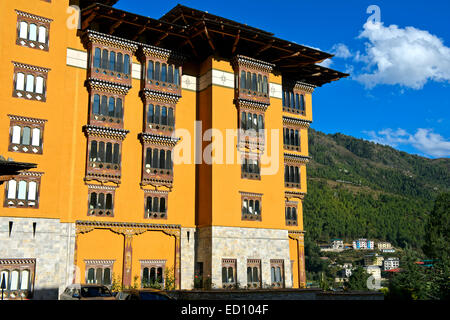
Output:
[{"xmin": 0, "ymin": 0, "xmax": 347, "ymax": 299}]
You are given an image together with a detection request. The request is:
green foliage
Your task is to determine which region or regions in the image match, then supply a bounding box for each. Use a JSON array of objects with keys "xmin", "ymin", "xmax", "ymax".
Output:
[
  {"xmin": 304, "ymin": 129, "xmax": 449, "ymax": 249},
  {"xmin": 164, "ymin": 267, "xmax": 176, "ymax": 291},
  {"xmin": 345, "ymin": 266, "xmax": 369, "ymax": 291},
  {"xmin": 423, "ymin": 192, "xmax": 450, "ymax": 261}
]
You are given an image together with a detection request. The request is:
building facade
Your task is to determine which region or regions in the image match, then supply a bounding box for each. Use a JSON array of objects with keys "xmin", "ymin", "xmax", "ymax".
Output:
[
  {"xmin": 0, "ymin": 1, "xmax": 346, "ymax": 299},
  {"xmin": 353, "ymin": 239, "xmax": 374, "ymax": 250},
  {"xmin": 383, "ymin": 258, "xmax": 400, "ymax": 271}
]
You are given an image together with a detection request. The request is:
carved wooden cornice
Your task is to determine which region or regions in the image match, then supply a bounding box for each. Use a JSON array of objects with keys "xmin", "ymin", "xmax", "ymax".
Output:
[
  {"xmin": 232, "ymin": 55, "xmax": 275, "ymax": 73},
  {"xmin": 86, "ymin": 79, "xmax": 131, "ymax": 95},
  {"xmin": 12, "ymin": 61, "xmax": 51, "ymax": 73},
  {"xmin": 8, "ymin": 114, "xmax": 47, "ymax": 124},
  {"xmin": 139, "ymin": 44, "xmax": 185, "ymax": 64},
  {"xmin": 235, "ymin": 98, "xmax": 269, "ymax": 111},
  {"xmin": 285, "ymin": 191, "xmax": 306, "ymax": 200},
  {"xmin": 284, "ymin": 153, "xmax": 310, "ymax": 164},
  {"xmin": 283, "ymin": 79, "xmax": 316, "ymax": 93},
  {"xmin": 83, "ymin": 30, "xmax": 139, "ymax": 53},
  {"xmin": 141, "ymin": 89, "xmax": 181, "ymax": 104},
  {"xmin": 282, "ymin": 116, "xmax": 312, "ymax": 128},
  {"xmin": 76, "ymin": 220, "xmax": 181, "ymax": 233},
  {"xmin": 15, "ymin": 9, "xmax": 53, "ymax": 23},
  {"xmin": 83, "ymin": 125, "xmax": 130, "ymax": 140},
  {"xmin": 139, "ymin": 132, "xmax": 180, "ymax": 147}
]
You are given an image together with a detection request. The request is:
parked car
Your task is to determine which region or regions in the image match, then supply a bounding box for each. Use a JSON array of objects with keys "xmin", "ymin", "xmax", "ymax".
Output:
[
  {"xmin": 115, "ymin": 288, "xmax": 173, "ymax": 300},
  {"xmin": 60, "ymin": 284, "xmax": 116, "ymax": 300}
]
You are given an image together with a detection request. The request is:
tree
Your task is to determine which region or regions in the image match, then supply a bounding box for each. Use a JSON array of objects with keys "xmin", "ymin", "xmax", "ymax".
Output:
[
  {"xmin": 345, "ymin": 266, "xmax": 369, "ymax": 291},
  {"xmin": 423, "ymin": 193, "xmax": 450, "ymax": 261}
]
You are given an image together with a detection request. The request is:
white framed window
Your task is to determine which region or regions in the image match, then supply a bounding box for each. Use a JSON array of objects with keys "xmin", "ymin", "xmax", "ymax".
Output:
[
  {"xmin": 35, "ymin": 76, "xmax": 44, "ymax": 94},
  {"xmin": 28, "ymin": 182, "xmax": 37, "ymax": 201},
  {"xmin": 25, "ymin": 74, "xmax": 34, "ymax": 92},
  {"xmin": 10, "ymin": 270, "xmax": 20, "ymax": 291},
  {"xmin": 12, "ymin": 126, "xmax": 21, "ymax": 144},
  {"xmin": 38, "ymin": 26, "xmax": 46, "ymax": 43},
  {"xmin": 17, "ymin": 181, "xmax": 27, "ymax": 200},
  {"xmin": 16, "ymin": 73, "xmax": 25, "ymax": 91},
  {"xmin": 28, "ymin": 24, "xmax": 37, "ymax": 41},
  {"xmin": 7, "ymin": 180, "xmax": 17, "ymax": 199},
  {"xmin": 19, "ymin": 21, "xmax": 28, "ymax": 39},
  {"xmin": 20, "ymin": 270, "xmax": 30, "ymax": 290}
]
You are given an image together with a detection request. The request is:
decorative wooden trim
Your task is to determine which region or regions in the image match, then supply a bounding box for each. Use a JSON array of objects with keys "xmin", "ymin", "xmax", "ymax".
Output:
[{"xmin": 8, "ymin": 115, "xmax": 47, "ymax": 155}]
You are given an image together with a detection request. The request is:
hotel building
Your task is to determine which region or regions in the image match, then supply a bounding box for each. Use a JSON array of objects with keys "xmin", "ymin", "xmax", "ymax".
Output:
[{"xmin": 0, "ymin": 0, "xmax": 347, "ymax": 299}]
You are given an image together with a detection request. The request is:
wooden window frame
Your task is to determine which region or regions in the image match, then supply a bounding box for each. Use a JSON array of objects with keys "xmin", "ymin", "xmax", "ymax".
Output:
[
  {"xmin": 140, "ymin": 260, "xmax": 166, "ymax": 288},
  {"xmin": 246, "ymin": 259, "xmax": 261, "ymax": 289},
  {"xmin": 282, "ymin": 89, "xmax": 307, "ymax": 116},
  {"xmin": 15, "ymin": 10, "xmax": 52, "ymax": 51},
  {"xmin": 144, "ymin": 100, "xmax": 176, "ymax": 135},
  {"xmin": 240, "ymin": 192, "xmax": 262, "ymax": 221},
  {"xmin": 283, "ymin": 126, "xmax": 301, "ymax": 152},
  {"xmin": 84, "ymin": 260, "xmax": 114, "ymax": 286},
  {"xmin": 141, "ymin": 142, "xmax": 174, "ymax": 187},
  {"xmin": 88, "ymin": 44, "xmax": 132, "ymax": 85},
  {"xmin": 285, "ymin": 201, "xmax": 298, "ymax": 226},
  {"xmin": 8, "ymin": 115, "xmax": 47, "ymax": 155},
  {"xmin": 0, "ymin": 259, "xmax": 36, "ymax": 300},
  {"xmin": 270, "ymin": 259, "xmax": 285, "ymax": 288},
  {"xmin": 87, "ymin": 185, "xmax": 116, "ymax": 217},
  {"xmin": 12, "ymin": 62, "xmax": 50, "ymax": 102},
  {"xmin": 4, "ymin": 173, "xmax": 43, "ymax": 209},
  {"xmin": 221, "ymin": 259, "xmax": 237, "ymax": 288},
  {"xmin": 284, "ymin": 164, "xmax": 301, "ymax": 189},
  {"xmin": 241, "ymin": 152, "xmax": 261, "ymax": 180},
  {"xmin": 144, "ymin": 190, "xmax": 168, "ymax": 220},
  {"xmin": 88, "ymin": 90, "xmax": 125, "ymax": 129}
]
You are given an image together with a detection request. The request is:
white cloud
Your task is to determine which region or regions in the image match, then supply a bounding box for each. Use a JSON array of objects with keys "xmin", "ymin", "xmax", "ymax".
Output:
[
  {"xmin": 316, "ymin": 43, "xmax": 352, "ymax": 68},
  {"xmin": 354, "ymin": 21, "xmax": 450, "ymax": 89},
  {"xmin": 331, "ymin": 43, "xmax": 352, "ymax": 58},
  {"xmin": 364, "ymin": 128, "xmax": 450, "ymax": 158}
]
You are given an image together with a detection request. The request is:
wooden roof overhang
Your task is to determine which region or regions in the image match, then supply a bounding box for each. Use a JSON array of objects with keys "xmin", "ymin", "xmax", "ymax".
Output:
[
  {"xmin": 0, "ymin": 159, "xmax": 37, "ymax": 182},
  {"xmin": 81, "ymin": 3, "xmax": 349, "ymax": 86}
]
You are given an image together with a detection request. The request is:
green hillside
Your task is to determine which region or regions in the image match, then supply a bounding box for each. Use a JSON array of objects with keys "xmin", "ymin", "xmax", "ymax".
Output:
[{"xmin": 303, "ymin": 129, "xmax": 450, "ymax": 249}]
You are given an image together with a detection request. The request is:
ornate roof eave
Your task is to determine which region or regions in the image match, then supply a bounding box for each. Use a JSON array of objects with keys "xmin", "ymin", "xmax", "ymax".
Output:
[
  {"xmin": 232, "ymin": 55, "xmax": 275, "ymax": 73},
  {"xmin": 235, "ymin": 98, "xmax": 269, "ymax": 111},
  {"xmin": 282, "ymin": 116, "xmax": 312, "ymax": 128},
  {"xmin": 82, "ymin": 29, "xmax": 139, "ymax": 52},
  {"xmin": 139, "ymin": 132, "xmax": 180, "ymax": 146},
  {"xmin": 141, "ymin": 89, "xmax": 181, "ymax": 104},
  {"xmin": 86, "ymin": 79, "xmax": 131, "ymax": 95},
  {"xmin": 284, "ymin": 153, "xmax": 310, "ymax": 164},
  {"xmin": 283, "ymin": 78, "xmax": 316, "ymax": 93},
  {"xmin": 83, "ymin": 125, "xmax": 130, "ymax": 140}
]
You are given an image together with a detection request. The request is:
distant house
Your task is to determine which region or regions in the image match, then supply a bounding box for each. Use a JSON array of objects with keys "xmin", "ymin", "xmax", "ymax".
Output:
[
  {"xmin": 377, "ymin": 242, "xmax": 393, "ymax": 250},
  {"xmin": 331, "ymin": 239, "xmax": 344, "ymax": 250},
  {"xmin": 364, "ymin": 266, "xmax": 381, "ymax": 280},
  {"xmin": 341, "ymin": 263, "xmax": 353, "ymax": 278},
  {"xmin": 353, "ymin": 239, "xmax": 374, "ymax": 250},
  {"xmin": 364, "ymin": 253, "xmax": 384, "ymax": 267},
  {"xmin": 381, "ymin": 248, "xmax": 396, "ymax": 253},
  {"xmin": 383, "ymin": 257, "xmax": 400, "ymax": 271}
]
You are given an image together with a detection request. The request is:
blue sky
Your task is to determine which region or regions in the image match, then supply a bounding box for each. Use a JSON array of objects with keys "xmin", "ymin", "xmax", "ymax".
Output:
[{"xmin": 115, "ymin": 0, "xmax": 450, "ymax": 158}]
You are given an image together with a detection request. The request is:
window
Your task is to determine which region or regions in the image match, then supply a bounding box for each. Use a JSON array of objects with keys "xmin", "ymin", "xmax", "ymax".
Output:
[
  {"xmin": 146, "ymin": 59, "xmax": 180, "ymax": 86},
  {"xmin": 239, "ymin": 110, "xmax": 265, "ymax": 139},
  {"xmin": 221, "ymin": 259, "xmax": 237, "ymax": 288},
  {"xmin": 8, "ymin": 115, "xmax": 46, "ymax": 154},
  {"xmin": 141, "ymin": 260, "xmax": 166, "ymax": 288},
  {"xmin": 88, "ymin": 139, "xmax": 121, "ymax": 169},
  {"xmin": 12, "ymin": 62, "xmax": 49, "ymax": 102},
  {"xmin": 0, "ymin": 259, "xmax": 36, "ymax": 300},
  {"xmin": 283, "ymin": 89, "xmax": 306, "ymax": 116},
  {"xmin": 247, "ymin": 259, "xmax": 261, "ymax": 288},
  {"xmin": 241, "ymin": 153, "xmax": 261, "ymax": 180},
  {"xmin": 241, "ymin": 192, "xmax": 262, "ymax": 221},
  {"xmin": 283, "ymin": 127, "xmax": 301, "ymax": 151},
  {"xmin": 145, "ymin": 191, "xmax": 168, "ymax": 219},
  {"xmin": 239, "ymin": 71, "xmax": 269, "ymax": 97},
  {"xmin": 16, "ymin": 10, "xmax": 51, "ymax": 51},
  {"xmin": 84, "ymin": 260, "xmax": 114, "ymax": 286},
  {"xmin": 89, "ymin": 93, "xmax": 124, "ymax": 125},
  {"xmin": 285, "ymin": 202, "xmax": 298, "ymax": 226},
  {"xmin": 90, "ymin": 46, "xmax": 131, "ymax": 80},
  {"xmin": 87, "ymin": 186, "xmax": 115, "ymax": 217},
  {"xmin": 284, "ymin": 165, "xmax": 301, "ymax": 188},
  {"xmin": 270, "ymin": 260, "xmax": 284, "ymax": 288},
  {"xmin": 146, "ymin": 103, "xmax": 175, "ymax": 132},
  {"xmin": 4, "ymin": 173, "xmax": 42, "ymax": 209}
]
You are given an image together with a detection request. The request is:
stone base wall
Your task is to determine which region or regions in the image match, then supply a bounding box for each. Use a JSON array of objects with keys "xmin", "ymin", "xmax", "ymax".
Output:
[
  {"xmin": 180, "ymin": 227, "xmax": 196, "ymax": 290},
  {"xmin": 195, "ymin": 226, "xmax": 292, "ymax": 289},
  {"xmin": 0, "ymin": 217, "xmax": 75, "ymax": 299}
]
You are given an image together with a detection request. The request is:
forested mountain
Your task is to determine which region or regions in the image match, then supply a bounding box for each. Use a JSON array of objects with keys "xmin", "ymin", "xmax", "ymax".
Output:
[{"xmin": 303, "ymin": 129, "xmax": 450, "ymax": 249}]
